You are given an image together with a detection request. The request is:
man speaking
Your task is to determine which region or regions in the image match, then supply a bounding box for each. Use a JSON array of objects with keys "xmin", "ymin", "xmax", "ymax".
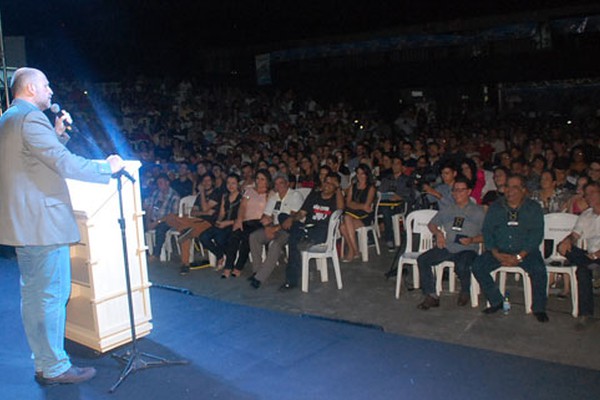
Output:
[{"xmin": 0, "ymin": 67, "xmax": 124, "ymax": 385}]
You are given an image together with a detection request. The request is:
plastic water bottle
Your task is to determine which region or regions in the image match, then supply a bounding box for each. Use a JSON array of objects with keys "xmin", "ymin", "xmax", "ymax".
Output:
[{"xmin": 502, "ymin": 292, "xmax": 511, "ymax": 315}]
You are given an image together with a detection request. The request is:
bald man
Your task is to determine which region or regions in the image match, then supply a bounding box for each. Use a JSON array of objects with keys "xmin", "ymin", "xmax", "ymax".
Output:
[{"xmin": 0, "ymin": 68, "xmax": 124, "ymax": 385}]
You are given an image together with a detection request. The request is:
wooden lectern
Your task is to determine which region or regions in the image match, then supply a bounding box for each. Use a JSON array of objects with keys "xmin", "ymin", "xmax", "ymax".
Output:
[{"xmin": 65, "ymin": 160, "xmax": 152, "ymax": 353}]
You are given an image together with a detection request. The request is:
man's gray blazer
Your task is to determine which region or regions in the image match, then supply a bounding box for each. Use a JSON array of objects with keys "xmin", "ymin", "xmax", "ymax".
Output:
[{"xmin": 0, "ymin": 99, "xmax": 113, "ymax": 246}]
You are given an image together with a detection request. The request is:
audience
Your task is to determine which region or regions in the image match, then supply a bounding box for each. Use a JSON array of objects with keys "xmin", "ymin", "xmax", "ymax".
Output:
[{"xmin": 47, "ymin": 76, "xmax": 600, "ymax": 325}]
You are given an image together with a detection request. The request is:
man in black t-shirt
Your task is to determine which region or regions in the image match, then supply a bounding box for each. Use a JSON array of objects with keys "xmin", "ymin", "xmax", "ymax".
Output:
[{"xmin": 280, "ymin": 173, "xmax": 345, "ymax": 290}]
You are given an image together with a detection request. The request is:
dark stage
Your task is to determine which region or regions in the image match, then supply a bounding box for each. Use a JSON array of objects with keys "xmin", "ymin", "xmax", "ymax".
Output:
[{"xmin": 2, "ymin": 255, "xmax": 600, "ymax": 400}]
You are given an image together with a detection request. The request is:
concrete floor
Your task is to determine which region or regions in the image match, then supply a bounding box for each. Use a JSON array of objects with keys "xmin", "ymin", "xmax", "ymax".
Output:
[{"xmin": 147, "ymin": 246, "xmax": 600, "ymax": 371}]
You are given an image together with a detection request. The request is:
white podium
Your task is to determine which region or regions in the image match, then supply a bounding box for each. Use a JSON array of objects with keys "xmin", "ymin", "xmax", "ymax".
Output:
[{"xmin": 65, "ymin": 160, "xmax": 153, "ymax": 353}]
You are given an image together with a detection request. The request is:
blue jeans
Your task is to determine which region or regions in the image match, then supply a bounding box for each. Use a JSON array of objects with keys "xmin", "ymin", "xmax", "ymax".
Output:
[
  {"xmin": 472, "ymin": 250, "xmax": 547, "ymax": 313},
  {"xmin": 199, "ymin": 226, "xmax": 232, "ymax": 260},
  {"xmin": 16, "ymin": 245, "xmax": 72, "ymax": 378},
  {"xmin": 417, "ymin": 247, "xmax": 477, "ymax": 296}
]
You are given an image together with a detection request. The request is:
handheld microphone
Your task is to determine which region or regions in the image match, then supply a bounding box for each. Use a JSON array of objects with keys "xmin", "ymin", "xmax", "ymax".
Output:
[{"xmin": 50, "ymin": 103, "xmax": 73, "ymax": 131}]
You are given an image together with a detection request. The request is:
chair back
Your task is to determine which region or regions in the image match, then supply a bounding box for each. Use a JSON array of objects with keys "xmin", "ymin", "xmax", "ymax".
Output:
[
  {"xmin": 323, "ymin": 209, "xmax": 344, "ymax": 252},
  {"xmin": 296, "ymin": 187, "xmax": 312, "ymax": 202},
  {"xmin": 179, "ymin": 195, "xmax": 198, "ymax": 217},
  {"xmin": 542, "ymin": 212, "xmax": 578, "ymax": 261},
  {"xmin": 404, "ymin": 209, "xmax": 437, "ymax": 252},
  {"xmin": 372, "ymin": 192, "xmax": 382, "ymax": 226}
]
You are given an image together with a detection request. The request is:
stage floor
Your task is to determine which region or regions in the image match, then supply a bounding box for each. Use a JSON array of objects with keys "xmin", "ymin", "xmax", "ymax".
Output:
[{"xmin": 2, "ymin": 247, "xmax": 600, "ymax": 399}]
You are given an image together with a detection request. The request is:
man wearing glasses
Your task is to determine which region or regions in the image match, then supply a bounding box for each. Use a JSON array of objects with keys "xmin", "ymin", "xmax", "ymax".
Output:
[
  {"xmin": 472, "ymin": 174, "xmax": 549, "ymax": 322},
  {"xmin": 416, "ymin": 177, "xmax": 485, "ymax": 310}
]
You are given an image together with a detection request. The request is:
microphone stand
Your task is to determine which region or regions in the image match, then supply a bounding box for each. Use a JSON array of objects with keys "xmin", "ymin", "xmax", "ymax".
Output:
[{"xmin": 109, "ymin": 169, "xmax": 188, "ymax": 393}]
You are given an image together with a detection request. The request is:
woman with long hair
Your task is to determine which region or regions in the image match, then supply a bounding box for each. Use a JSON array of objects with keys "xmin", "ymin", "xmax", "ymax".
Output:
[
  {"xmin": 199, "ymin": 173, "xmax": 243, "ymax": 270},
  {"xmin": 460, "ymin": 157, "xmax": 485, "ymax": 204},
  {"xmin": 221, "ymin": 169, "xmax": 271, "ymax": 278},
  {"xmin": 340, "ymin": 164, "xmax": 376, "ymax": 262}
]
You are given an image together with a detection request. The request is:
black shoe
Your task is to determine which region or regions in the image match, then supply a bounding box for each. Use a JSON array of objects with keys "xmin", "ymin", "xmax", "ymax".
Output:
[
  {"xmin": 179, "ymin": 265, "xmax": 190, "ymax": 275},
  {"xmin": 250, "ymin": 277, "xmax": 261, "ymax": 289},
  {"xmin": 35, "ymin": 366, "xmax": 96, "ymax": 386},
  {"xmin": 417, "ymin": 295, "xmax": 440, "ymax": 310},
  {"xmin": 247, "ymin": 273, "xmax": 257, "ymax": 281},
  {"xmin": 278, "ymin": 282, "xmax": 296, "ymax": 291},
  {"xmin": 177, "ymin": 228, "xmax": 194, "ymax": 244},
  {"xmin": 534, "ymin": 312, "xmax": 549, "ymax": 323},
  {"xmin": 457, "ymin": 292, "xmax": 470, "ymax": 307},
  {"xmin": 483, "ymin": 303, "xmax": 503, "ymax": 314}
]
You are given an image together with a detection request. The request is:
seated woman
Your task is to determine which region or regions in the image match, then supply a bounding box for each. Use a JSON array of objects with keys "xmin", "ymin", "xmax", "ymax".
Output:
[
  {"xmin": 460, "ymin": 157, "xmax": 485, "ymax": 204},
  {"xmin": 221, "ymin": 169, "xmax": 271, "ymax": 278},
  {"xmin": 199, "ymin": 173, "xmax": 242, "ymax": 270},
  {"xmin": 563, "ymin": 175, "xmax": 590, "ymax": 215},
  {"xmin": 296, "ymin": 156, "xmax": 319, "ymax": 189},
  {"xmin": 530, "ymin": 170, "xmax": 571, "ymax": 297},
  {"xmin": 530, "ymin": 169, "xmax": 569, "ymax": 214},
  {"xmin": 340, "ymin": 164, "xmax": 376, "ymax": 262},
  {"xmin": 167, "ymin": 173, "xmax": 221, "ymax": 275}
]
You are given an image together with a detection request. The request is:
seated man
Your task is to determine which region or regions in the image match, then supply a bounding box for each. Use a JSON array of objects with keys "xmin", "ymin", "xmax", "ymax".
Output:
[
  {"xmin": 378, "ymin": 155, "xmax": 415, "ymax": 251},
  {"xmin": 416, "ymin": 177, "xmax": 484, "ymax": 310},
  {"xmin": 280, "ymin": 173, "xmax": 345, "ymax": 291},
  {"xmin": 558, "ymin": 181, "xmax": 600, "ymax": 330},
  {"xmin": 174, "ymin": 173, "xmax": 221, "ymax": 275},
  {"xmin": 144, "ymin": 174, "xmax": 180, "ymax": 261},
  {"xmin": 421, "ymin": 163, "xmax": 457, "ymax": 211},
  {"xmin": 472, "ymin": 174, "xmax": 549, "ymax": 322},
  {"xmin": 248, "ymin": 173, "xmax": 304, "ymax": 288}
]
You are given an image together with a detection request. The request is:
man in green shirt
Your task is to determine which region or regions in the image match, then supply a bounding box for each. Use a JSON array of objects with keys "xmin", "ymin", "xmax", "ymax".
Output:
[{"xmin": 472, "ymin": 174, "xmax": 549, "ymax": 322}]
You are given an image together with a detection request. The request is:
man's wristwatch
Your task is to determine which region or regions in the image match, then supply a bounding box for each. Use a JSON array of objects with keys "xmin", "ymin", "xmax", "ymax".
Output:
[{"xmin": 515, "ymin": 254, "xmax": 523, "ymax": 263}]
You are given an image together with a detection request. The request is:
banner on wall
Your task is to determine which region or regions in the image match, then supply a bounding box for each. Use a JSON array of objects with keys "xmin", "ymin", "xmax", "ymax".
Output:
[{"xmin": 255, "ymin": 53, "xmax": 272, "ymax": 85}]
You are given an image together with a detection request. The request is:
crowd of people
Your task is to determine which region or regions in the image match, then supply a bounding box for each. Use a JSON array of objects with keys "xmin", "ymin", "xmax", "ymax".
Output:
[{"xmin": 54, "ymin": 77, "xmax": 600, "ymax": 328}]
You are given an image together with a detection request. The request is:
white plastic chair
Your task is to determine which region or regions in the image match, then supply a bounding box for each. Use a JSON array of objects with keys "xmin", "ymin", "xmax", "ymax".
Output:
[
  {"xmin": 491, "ymin": 266, "xmax": 533, "ymax": 314},
  {"xmin": 391, "ymin": 202, "xmax": 408, "ymax": 248},
  {"xmin": 301, "ymin": 209, "xmax": 343, "ymax": 293},
  {"xmin": 434, "ymin": 242, "xmax": 484, "ymax": 297},
  {"xmin": 470, "ymin": 273, "xmax": 481, "ymax": 308},
  {"xmin": 354, "ymin": 192, "xmax": 382, "ymax": 261},
  {"xmin": 340, "ymin": 192, "xmax": 382, "ymax": 262},
  {"xmin": 296, "ymin": 187, "xmax": 312, "ymax": 202},
  {"xmin": 395, "ymin": 209, "xmax": 438, "ymax": 298},
  {"xmin": 542, "ymin": 213, "xmax": 579, "ymax": 317},
  {"xmin": 434, "ymin": 260, "xmax": 457, "ymax": 296}
]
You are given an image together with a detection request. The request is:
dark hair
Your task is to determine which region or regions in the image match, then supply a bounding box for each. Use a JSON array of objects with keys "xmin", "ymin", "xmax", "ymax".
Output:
[
  {"xmin": 453, "ymin": 176, "xmax": 472, "ymax": 189},
  {"xmin": 255, "ymin": 168, "xmax": 273, "ymax": 189},
  {"xmin": 440, "ymin": 162, "xmax": 456, "ymax": 172},
  {"xmin": 540, "ymin": 169, "xmax": 556, "ymax": 182},
  {"xmin": 326, "ymin": 155, "xmax": 339, "ymax": 165},
  {"xmin": 226, "ymin": 172, "xmax": 241, "ymax": 181},
  {"xmin": 355, "ymin": 163, "xmax": 374, "ymax": 186},
  {"xmin": 531, "ymin": 154, "xmax": 547, "ymax": 169},
  {"xmin": 326, "ymin": 172, "xmax": 341, "ymax": 184},
  {"xmin": 200, "ymin": 172, "xmax": 215, "ymax": 184},
  {"xmin": 156, "ymin": 173, "xmax": 170, "ymax": 182},
  {"xmin": 506, "ymin": 173, "xmax": 527, "ymax": 188},
  {"xmin": 493, "ymin": 166, "xmax": 510, "ymax": 176},
  {"xmin": 460, "ymin": 158, "xmax": 477, "ymax": 187},
  {"xmin": 319, "ymin": 165, "xmax": 333, "ymax": 174}
]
